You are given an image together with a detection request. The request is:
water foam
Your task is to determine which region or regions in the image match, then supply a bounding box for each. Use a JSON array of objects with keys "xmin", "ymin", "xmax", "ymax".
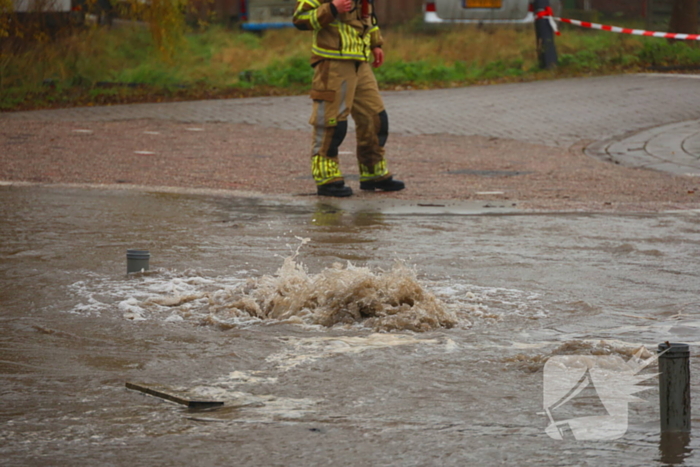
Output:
[
  {"xmin": 68, "ymin": 245, "xmax": 552, "ymax": 331},
  {"xmin": 204, "ymin": 256, "xmax": 458, "ymax": 332},
  {"xmin": 429, "ymin": 282, "xmax": 547, "ymax": 323},
  {"xmin": 502, "ymin": 340, "xmax": 654, "ymax": 373},
  {"xmin": 67, "ymin": 242, "xmax": 548, "ymax": 331},
  {"xmin": 265, "ymin": 333, "xmax": 444, "ymax": 371},
  {"xmin": 68, "ymin": 247, "xmax": 461, "ymax": 331}
]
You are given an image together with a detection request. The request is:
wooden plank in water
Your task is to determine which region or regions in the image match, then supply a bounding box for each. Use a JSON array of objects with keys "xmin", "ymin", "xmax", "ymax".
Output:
[{"xmin": 125, "ymin": 382, "xmax": 224, "ymax": 408}]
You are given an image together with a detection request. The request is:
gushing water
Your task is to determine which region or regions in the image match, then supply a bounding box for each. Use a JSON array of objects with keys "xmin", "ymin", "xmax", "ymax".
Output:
[
  {"xmin": 73, "ymin": 247, "xmax": 461, "ymax": 331},
  {"xmin": 205, "ymin": 240, "xmax": 457, "ymax": 331}
]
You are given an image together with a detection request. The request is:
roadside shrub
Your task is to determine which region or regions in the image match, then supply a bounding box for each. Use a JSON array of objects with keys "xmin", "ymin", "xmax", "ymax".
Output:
[
  {"xmin": 636, "ymin": 41, "xmax": 700, "ymax": 68},
  {"xmin": 375, "ymin": 60, "xmax": 467, "ymax": 84},
  {"xmin": 246, "ymin": 56, "xmax": 312, "ymax": 87}
]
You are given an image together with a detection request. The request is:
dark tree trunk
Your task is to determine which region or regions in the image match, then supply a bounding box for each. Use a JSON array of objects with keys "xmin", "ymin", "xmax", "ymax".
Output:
[{"xmin": 669, "ymin": 0, "xmax": 699, "ymax": 34}]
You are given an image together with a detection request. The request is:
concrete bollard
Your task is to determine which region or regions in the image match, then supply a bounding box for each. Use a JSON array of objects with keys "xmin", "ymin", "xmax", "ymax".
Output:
[
  {"xmin": 126, "ymin": 249, "xmax": 150, "ymax": 274},
  {"xmin": 658, "ymin": 342, "xmax": 691, "ymax": 433}
]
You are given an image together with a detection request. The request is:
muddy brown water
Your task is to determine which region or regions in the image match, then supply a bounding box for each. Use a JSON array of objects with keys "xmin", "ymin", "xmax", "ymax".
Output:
[{"xmin": 1, "ymin": 185, "xmax": 699, "ymax": 466}]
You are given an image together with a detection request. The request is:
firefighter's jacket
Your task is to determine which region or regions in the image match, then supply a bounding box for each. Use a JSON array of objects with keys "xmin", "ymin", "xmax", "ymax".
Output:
[{"xmin": 293, "ymin": 0, "xmax": 384, "ymax": 64}]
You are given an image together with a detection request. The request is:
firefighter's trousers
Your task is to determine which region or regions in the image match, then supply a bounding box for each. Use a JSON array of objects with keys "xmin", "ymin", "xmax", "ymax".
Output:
[{"xmin": 308, "ymin": 59, "xmax": 390, "ymax": 186}]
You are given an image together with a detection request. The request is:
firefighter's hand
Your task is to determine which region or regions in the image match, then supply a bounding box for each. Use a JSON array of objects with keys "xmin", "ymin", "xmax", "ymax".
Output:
[
  {"xmin": 332, "ymin": 0, "xmax": 352, "ymax": 14},
  {"xmin": 372, "ymin": 47, "xmax": 384, "ymax": 68}
]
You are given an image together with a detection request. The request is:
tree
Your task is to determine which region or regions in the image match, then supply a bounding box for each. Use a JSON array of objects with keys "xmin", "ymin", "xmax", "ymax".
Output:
[{"xmin": 669, "ymin": 0, "xmax": 698, "ymax": 35}]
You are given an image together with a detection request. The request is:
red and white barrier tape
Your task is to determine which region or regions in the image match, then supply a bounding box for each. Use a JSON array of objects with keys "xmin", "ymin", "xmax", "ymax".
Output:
[
  {"xmin": 555, "ymin": 17, "xmax": 700, "ymax": 41},
  {"xmin": 535, "ymin": 7, "xmax": 560, "ymax": 36},
  {"xmin": 528, "ymin": 3, "xmax": 700, "ymax": 40}
]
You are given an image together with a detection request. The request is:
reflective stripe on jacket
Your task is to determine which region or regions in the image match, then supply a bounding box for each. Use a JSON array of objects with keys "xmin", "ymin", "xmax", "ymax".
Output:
[{"xmin": 293, "ymin": 0, "xmax": 383, "ymax": 64}]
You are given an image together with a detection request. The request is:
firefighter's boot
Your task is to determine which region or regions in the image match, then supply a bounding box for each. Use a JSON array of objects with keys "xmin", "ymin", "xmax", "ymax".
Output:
[
  {"xmin": 360, "ymin": 176, "xmax": 405, "ymax": 192},
  {"xmin": 317, "ymin": 181, "xmax": 353, "ymax": 197}
]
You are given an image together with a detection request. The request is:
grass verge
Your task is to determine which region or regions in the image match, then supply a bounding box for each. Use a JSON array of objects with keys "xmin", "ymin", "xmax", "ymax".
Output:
[{"xmin": 1, "ymin": 19, "xmax": 700, "ymax": 111}]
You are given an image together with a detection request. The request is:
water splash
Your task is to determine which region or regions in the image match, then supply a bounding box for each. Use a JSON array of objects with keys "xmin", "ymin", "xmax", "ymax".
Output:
[
  {"xmin": 68, "ymin": 241, "xmax": 461, "ymax": 331},
  {"xmin": 204, "ymin": 255, "xmax": 457, "ymax": 332}
]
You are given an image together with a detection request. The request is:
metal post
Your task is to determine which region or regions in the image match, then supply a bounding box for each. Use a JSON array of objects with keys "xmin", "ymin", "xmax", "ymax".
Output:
[
  {"xmin": 126, "ymin": 249, "xmax": 150, "ymax": 274},
  {"xmin": 533, "ymin": 0, "xmax": 558, "ymax": 70},
  {"xmin": 658, "ymin": 342, "xmax": 691, "ymax": 433}
]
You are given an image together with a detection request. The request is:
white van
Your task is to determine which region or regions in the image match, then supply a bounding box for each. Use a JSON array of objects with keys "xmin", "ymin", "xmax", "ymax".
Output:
[
  {"xmin": 424, "ymin": 0, "xmax": 561, "ymax": 24},
  {"xmin": 239, "ymin": 0, "xmax": 295, "ymax": 31}
]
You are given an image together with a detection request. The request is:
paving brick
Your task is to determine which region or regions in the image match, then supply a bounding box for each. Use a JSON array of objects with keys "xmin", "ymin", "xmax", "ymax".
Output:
[{"xmin": 4, "ymin": 73, "xmax": 700, "ymax": 175}]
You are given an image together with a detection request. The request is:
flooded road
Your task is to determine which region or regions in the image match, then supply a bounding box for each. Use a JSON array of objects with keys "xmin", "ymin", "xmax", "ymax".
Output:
[{"xmin": 1, "ymin": 185, "xmax": 699, "ymax": 466}]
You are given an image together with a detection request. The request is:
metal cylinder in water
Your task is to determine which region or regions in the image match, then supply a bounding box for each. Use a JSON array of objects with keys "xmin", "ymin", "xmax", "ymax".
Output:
[
  {"xmin": 126, "ymin": 249, "xmax": 150, "ymax": 274},
  {"xmin": 658, "ymin": 342, "xmax": 691, "ymax": 433}
]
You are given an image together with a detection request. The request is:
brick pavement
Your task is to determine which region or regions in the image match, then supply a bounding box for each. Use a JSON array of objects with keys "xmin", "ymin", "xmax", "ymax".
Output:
[
  {"xmin": 585, "ymin": 118, "xmax": 700, "ymax": 176},
  {"xmin": 3, "ymin": 73, "xmax": 700, "ymax": 174}
]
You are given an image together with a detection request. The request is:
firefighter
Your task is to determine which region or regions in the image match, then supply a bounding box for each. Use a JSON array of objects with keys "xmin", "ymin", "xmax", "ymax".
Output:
[{"xmin": 293, "ymin": 0, "xmax": 405, "ymax": 197}]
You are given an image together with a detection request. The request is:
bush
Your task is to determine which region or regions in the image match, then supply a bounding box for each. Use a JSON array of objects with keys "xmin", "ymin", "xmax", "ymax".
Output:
[
  {"xmin": 375, "ymin": 60, "xmax": 467, "ymax": 84},
  {"xmin": 636, "ymin": 41, "xmax": 700, "ymax": 68},
  {"xmin": 246, "ymin": 56, "xmax": 312, "ymax": 87}
]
